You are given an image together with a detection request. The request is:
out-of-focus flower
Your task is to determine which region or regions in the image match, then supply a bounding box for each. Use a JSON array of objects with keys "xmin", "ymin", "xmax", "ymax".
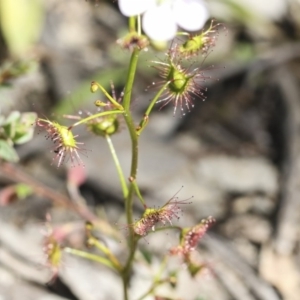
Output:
[
  {"xmin": 118, "ymin": 0, "xmax": 209, "ymax": 41},
  {"xmin": 143, "ymin": 3, "xmax": 177, "ymax": 41},
  {"xmin": 118, "ymin": 0, "xmax": 156, "ymax": 17},
  {"xmin": 170, "ymin": 216, "xmax": 215, "ymax": 256},
  {"xmin": 43, "ymin": 214, "xmax": 64, "ymax": 283},
  {"xmin": 172, "ymin": 0, "xmax": 208, "ymax": 31}
]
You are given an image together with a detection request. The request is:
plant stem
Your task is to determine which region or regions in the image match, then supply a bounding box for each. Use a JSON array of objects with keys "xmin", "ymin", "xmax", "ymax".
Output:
[
  {"xmin": 123, "ymin": 48, "xmax": 139, "ymax": 112},
  {"xmin": 92, "ymin": 81, "xmax": 124, "ymax": 110},
  {"xmin": 123, "ymin": 277, "xmax": 129, "ymax": 300},
  {"xmin": 70, "ymin": 110, "xmax": 124, "ymax": 128},
  {"xmin": 131, "ymin": 180, "xmax": 146, "ymax": 206},
  {"xmin": 128, "ymin": 16, "xmax": 136, "ymax": 33},
  {"xmin": 0, "ymin": 163, "xmax": 118, "ymax": 238},
  {"xmin": 64, "ymin": 247, "xmax": 117, "ymax": 271},
  {"xmin": 123, "ymin": 46, "xmax": 140, "ymax": 230},
  {"xmin": 137, "ymin": 15, "xmax": 141, "ymax": 35},
  {"xmin": 136, "ymin": 81, "xmax": 170, "ymax": 135},
  {"xmin": 105, "ymin": 134, "xmax": 128, "ymax": 198},
  {"xmin": 136, "ymin": 279, "xmax": 169, "ymax": 300},
  {"xmin": 122, "ymin": 234, "xmax": 139, "ymax": 298},
  {"xmin": 88, "ymin": 237, "xmax": 122, "ymax": 271},
  {"xmin": 121, "ymin": 46, "xmax": 141, "ymax": 298}
]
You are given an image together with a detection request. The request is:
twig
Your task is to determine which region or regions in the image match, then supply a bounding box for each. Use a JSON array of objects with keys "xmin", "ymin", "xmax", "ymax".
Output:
[{"xmin": 0, "ymin": 162, "xmax": 118, "ymax": 238}]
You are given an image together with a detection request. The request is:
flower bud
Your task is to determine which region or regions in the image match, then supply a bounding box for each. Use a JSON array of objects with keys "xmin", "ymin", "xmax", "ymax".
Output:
[
  {"xmin": 94, "ymin": 100, "xmax": 108, "ymax": 107},
  {"xmin": 90, "ymin": 81, "xmax": 99, "ymax": 93},
  {"xmin": 170, "ymin": 216, "xmax": 215, "ymax": 256}
]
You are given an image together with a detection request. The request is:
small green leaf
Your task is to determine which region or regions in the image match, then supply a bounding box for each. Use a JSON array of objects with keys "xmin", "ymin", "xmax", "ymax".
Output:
[
  {"xmin": 13, "ymin": 112, "xmax": 37, "ymax": 144},
  {"xmin": 2, "ymin": 111, "xmax": 20, "ymax": 139},
  {"xmin": 15, "ymin": 183, "xmax": 33, "ymax": 199},
  {"xmin": 0, "ymin": 139, "xmax": 19, "ymax": 162},
  {"xmin": 13, "ymin": 130, "xmax": 34, "ymax": 145},
  {"xmin": 2, "ymin": 111, "xmax": 37, "ymax": 144}
]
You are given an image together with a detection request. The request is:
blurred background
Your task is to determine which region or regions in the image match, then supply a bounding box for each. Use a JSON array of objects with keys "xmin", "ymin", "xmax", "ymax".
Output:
[{"xmin": 1, "ymin": 0, "xmax": 300, "ymax": 299}]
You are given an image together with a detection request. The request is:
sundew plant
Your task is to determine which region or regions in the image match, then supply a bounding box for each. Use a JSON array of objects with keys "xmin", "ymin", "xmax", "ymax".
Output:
[{"xmin": 0, "ymin": 1, "xmax": 226, "ymax": 299}]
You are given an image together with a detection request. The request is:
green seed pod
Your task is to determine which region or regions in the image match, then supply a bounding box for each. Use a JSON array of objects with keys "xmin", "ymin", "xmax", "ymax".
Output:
[
  {"xmin": 178, "ymin": 20, "xmax": 225, "ymax": 58},
  {"xmin": 87, "ymin": 114, "xmax": 119, "ymax": 137},
  {"xmin": 168, "ymin": 67, "xmax": 189, "ymax": 93},
  {"xmin": 179, "ymin": 34, "xmax": 205, "ymax": 57}
]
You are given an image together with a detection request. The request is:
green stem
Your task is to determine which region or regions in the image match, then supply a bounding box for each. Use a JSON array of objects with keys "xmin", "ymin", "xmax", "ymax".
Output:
[
  {"xmin": 129, "ymin": 16, "xmax": 136, "ymax": 32},
  {"xmin": 64, "ymin": 247, "xmax": 117, "ymax": 271},
  {"xmin": 70, "ymin": 110, "xmax": 124, "ymax": 128},
  {"xmin": 136, "ymin": 81, "xmax": 171, "ymax": 135},
  {"xmin": 88, "ymin": 237, "xmax": 122, "ymax": 271},
  {"xmin": 131, "ymin": 180, "xmax": 146, "ymax": 206},
  {"xmin": 123, "ymin": 47, "xmax": 139, "ymax": 111},
  {"xmin": 122, "ymin": 46, "xmax": 140, "ymax": 231},
  {"xmin": 92, "ymin": 81, "xmax": 124, "ymax": 110},
  {"xmin": 123, "ymin": 277, "xmax": 129, "ymax": 300},
  {"xmin": 136, "ymin": 279, "xmax": 169, "ymax": 300},
  {"xmin": 137, "ymin": 15, "xmax": 141, "ymax": 35},
  {"xmin": 122, "ymin": 234, "xmax": 139, "ymax": 281},
  {"xmin": 120, "ymin": 47, "xmax": 141, "ymax": 295},
  {"xmin": 105, "ymin": 134, "xmax": 128, "ymax": 199},
  {"xmin": 137, "ymin": 258, "xmax": 169, "ymax": 300}
]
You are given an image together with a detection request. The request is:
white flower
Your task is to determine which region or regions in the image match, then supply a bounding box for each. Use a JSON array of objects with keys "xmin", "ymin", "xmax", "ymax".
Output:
[
  {"xmin": 118, "ymin": 0, "xmax": 209, "ymax": 42},
  {"xmin": 143, "ymin": 3, "xmax": 177, "ymax": 41},
  {"xmin": 172, "ymin": 0, "xmax": 209, "ymax": 31},
  {"xmin": 118, "ymin": 0, "xmax": 156, "ymax": 17}
]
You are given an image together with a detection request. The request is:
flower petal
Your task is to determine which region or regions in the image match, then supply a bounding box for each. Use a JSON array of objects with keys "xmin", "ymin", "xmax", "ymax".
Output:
[
  {"xmin": 118, "ymin": 0, "xmax": 155, "ymax": 17},
  {"xmin": 142, "ymin": 5, "xmax": 177, "ymax": 41},
  {"xmin": 173, "ymin": 0, "xmax": 209, "ymax": 31}
]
